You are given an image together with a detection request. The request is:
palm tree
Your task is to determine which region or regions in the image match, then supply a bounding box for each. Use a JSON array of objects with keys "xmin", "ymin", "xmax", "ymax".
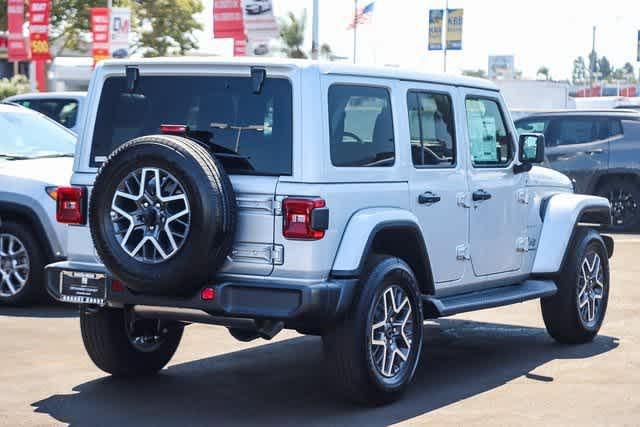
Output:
[
  {"xmin": 537, "ymin": 66, "xmax": 551, "ymax": 80},
  {"xmin": 279, "ymin": 11, "xmax": 307, "ymax": 59}
]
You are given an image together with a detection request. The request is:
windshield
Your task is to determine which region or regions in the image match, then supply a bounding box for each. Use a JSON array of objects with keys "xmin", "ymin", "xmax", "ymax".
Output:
[
  {"xmin": 91, "ymin": 75, "xmax": 293, "ymax": 175},
  {"xmin": 0, "ymin": 109, "xmax": 76, "ymax": 160}
]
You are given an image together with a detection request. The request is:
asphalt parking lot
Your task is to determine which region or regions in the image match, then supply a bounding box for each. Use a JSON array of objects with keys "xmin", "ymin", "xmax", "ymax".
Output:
[{"xmin": 1, "ymin": 234, "xmax": 638, "ymax": 426}]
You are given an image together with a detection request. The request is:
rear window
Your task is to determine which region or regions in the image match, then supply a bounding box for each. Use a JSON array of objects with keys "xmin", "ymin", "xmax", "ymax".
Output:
[
  {"xmin": 91, "ymin": 75, "xmax": 293, "ymax": 175},
  {"xmin": 328, "ymin": 85, "xmax": 395, "ymax": 167}
]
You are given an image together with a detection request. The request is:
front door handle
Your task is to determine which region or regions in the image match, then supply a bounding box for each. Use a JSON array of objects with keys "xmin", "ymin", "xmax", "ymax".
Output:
[
  {"xmin": 418, "ymin": 191, "xmax": 441, "ymax": 205},
  {"xmin": 472, "ymin": 189, "xmax": 492, "ymax": 202},
  {"xmin": 586, "ymin": 148, "xmax": 604, "ymax": 155}
]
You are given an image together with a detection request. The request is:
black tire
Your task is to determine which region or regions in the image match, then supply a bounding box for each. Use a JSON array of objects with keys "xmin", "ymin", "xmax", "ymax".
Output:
[
  {"xmin": 0, "ymin": 220, "xmax": 45, "ymax": 306},
  {"xmin": 89, "ymin": 135, "xmax": 236, "ymax": 295},
  {"xmin": 323, "ymin": 255, "xmax": 424, "ymax": 405},
  {"xmin": 80, "ymin": 306, "xmax": 183, "ymax": 377},
  {"xmin": 541, "ymin": 228, "xmax": 610, "ymax": 344},
  {"xmin": 596, "ymin": 177, "xmax": 640, "ymax": 232}
]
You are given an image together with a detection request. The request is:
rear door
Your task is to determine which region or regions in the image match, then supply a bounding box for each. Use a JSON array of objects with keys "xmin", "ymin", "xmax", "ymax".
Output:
[
  {"xmin": 81, "ymin": 68, "xmax": 294, "ymax": 275},
  {"xmin": 543, "ymin": 116, "xmax": 611, "ymax": 193},
  {"xmin": 401, "ymin": 82, "xmax": 469, "ymax": 283}
]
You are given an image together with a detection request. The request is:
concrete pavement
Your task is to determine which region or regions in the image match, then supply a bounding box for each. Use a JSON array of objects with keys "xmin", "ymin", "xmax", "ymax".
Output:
[{"xmin": 0, "ymin": 235, "xmax": 637, "ymax": 426}]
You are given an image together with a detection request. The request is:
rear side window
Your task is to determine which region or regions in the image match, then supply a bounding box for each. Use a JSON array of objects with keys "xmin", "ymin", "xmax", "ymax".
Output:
[
  {"xmin": 328, "ymin": 85, "xmax": 395, "ymax": 167},
  {"xmin": 15, "ymin": 99, "xmax": 79, "ymax": 129},
  {"xmin": 407, "ymin": 91, "xmax": 456, "ymax": 167},
  {"xmin": 91, "ymin": 76, "xmax": 293, "ymax": 175}
]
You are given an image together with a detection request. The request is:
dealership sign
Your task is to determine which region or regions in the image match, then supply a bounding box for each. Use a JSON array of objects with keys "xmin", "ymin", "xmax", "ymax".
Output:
[
  {"xmin": 29, "ymin": 0, "xmax": 51, "ymax": 61},
  {"xmin": 428, "ymin": 9, "xmax": 443, "ymax": 51},
  {"xmin": 91, "ymin": 8, "xmax": 111, "ymax": 65},
  {"xmin": 213, "ymin": 0, "xmax": 246, "ymax": 56},
  {"xmin": 7, "ymin": 0, "xmax": 29, "ymax": 62},
  {"xmin": 446, "ymin": 9, "xmax": 463, "ymax": 50},
  {"xmin": 109, "ymin": 8, "xmax": 131, "ymax": 58}
]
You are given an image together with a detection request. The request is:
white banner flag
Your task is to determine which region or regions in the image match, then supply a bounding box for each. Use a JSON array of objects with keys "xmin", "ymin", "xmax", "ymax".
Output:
[{"xmin": 109, "ymin": 7, "xmax": 131, "ymax": 58}]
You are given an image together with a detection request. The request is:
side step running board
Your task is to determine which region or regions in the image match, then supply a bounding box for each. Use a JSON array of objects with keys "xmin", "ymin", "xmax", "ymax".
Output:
[{"xmin": 422, "ymin": 279, "xmax": 557, "ymax": 318}]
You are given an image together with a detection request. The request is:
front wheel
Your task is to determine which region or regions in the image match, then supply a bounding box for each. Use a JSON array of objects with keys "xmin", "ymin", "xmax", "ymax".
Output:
[
  {"xmin": 80, "ymin": 307, "xmax": 183, "ymax": 377},
  {"xmin": 541, "ymin": 228, "xmax": 610, "ymax": 344},
  {"xmin": 323, "ymin": 255, "xmax": 424, "ymax": 405}
]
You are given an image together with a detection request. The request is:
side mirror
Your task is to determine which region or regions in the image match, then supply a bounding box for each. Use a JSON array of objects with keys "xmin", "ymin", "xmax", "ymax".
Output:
[{"xmin": 518, "ymin": 133, "xmax": 545, "ymax": 164}]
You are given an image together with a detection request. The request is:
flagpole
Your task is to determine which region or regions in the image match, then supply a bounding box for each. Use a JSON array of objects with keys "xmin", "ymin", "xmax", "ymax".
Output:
[
  {"xmin": 353, "ymin": 0, "xmax": 358, "ymax": 64},
  {"xmin": 443, "ymin": 0, "xmax": 448, "ymax": 73}
]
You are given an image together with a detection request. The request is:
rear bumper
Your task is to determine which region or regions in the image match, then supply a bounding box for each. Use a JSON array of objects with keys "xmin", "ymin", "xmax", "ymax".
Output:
[{"xmin": 45, "ymin": 261, "xmax": 358, "ymax": 323}]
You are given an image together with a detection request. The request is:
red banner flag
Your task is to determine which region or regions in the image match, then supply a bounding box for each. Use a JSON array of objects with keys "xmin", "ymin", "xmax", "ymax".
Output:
[
  {"xmin": 29, "ymin": 0, "xmax": 51, "ymax": 61},
  {"xmin": 7, "ymin": 0, "xmax": 29, "ymax": 62},
  {"xmin": 213, "ymin": 0, "xmax": 246, "ymax": 56},
  {"xmin": 91, "ymin": 7, "xmax": 111, "ymax": 66}
]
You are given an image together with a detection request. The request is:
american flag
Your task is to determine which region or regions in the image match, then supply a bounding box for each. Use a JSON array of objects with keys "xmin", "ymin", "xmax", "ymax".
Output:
[{"xmin": 347, "ymin": 2, "xmax": 375, "ymax": 29}]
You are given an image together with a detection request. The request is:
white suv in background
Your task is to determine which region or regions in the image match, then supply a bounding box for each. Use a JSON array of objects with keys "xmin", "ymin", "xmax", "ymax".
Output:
[
  {"xmin": 5, "ymin": 91, "xmax": 86, "ymax": 134},
  {"xmin": 0, "ymin": 103, "xmax": 75, "ymax": 305},
  {"xmin": 47, "ymin": 58, "xmax": 612, "ymax": 405}
]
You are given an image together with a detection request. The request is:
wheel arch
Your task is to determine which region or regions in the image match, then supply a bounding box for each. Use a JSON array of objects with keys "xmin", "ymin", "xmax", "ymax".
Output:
[
  {"xmin": 533, "ymin": 193, "xmax": 612, "ymax": 274},
  {"xmin": 0, "ymin": 201, "xmax": 56, "ymax": 261},
  {"xmin": 330, "ymin": 209, "xmax": 435, "ymax": 295}
]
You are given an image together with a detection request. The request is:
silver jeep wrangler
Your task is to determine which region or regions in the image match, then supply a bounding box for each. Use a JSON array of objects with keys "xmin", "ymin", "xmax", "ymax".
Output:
[{"xmin": 47, "ymin": 58, "xmax": 613, "ymax": 405}]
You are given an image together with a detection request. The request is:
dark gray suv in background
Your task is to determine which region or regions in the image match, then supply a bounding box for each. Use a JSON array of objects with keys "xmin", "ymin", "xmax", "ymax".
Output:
[{"xmin": 516, "ymin": 110, "xmax": 640, "ymax": 231}]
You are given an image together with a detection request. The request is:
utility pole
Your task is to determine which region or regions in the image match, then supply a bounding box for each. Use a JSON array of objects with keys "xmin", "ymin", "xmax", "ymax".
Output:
[
  {"xmin": 443, "ymin": 0, "xmax": 449, "ymax": 73},
  {"xmin": 590, "ymin": 25, "xmax": 596, "ymax": 94},
  {"xmin": 311, "ymin": 0, "xmax": 319, "ymax": 60},
  {"xmin": 353, "ymin": 0, "xmax": 358, "ymax": 64}
]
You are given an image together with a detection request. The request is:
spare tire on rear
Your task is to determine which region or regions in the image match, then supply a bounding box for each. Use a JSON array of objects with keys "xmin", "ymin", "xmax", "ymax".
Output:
[{"xmin": 89, "ymin": 135, "xmax": 236, "ymax": 295}]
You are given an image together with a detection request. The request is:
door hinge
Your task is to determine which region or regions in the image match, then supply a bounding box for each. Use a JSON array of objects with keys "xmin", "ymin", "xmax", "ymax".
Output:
[
  {"xmin": 517, "ymin": 189, "xmax": 530, "ymax": 204},
  {"xmin": 456, "ymin": 244, "xmax": 470, "ymax": 260},
  {"xmin": 516, "ymin": 236, "xmax": 530, "ymax": 252},
  {"xmin": 457, "ymin": 192, "xmax": 471, "ymax": 208}
]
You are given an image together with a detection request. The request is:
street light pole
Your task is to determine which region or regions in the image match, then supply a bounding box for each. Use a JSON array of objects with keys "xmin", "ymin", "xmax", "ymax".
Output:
[
  {"xmin": 443, "ymin": 0, "xmax": 449, "ymax": 73},
  {"xmin": 353, "ymin": 0, "xmax": 358, "ymax": 64},
  {"xmin": 311, "ymin": 0, "xmax": 319, "ymax": 60}
]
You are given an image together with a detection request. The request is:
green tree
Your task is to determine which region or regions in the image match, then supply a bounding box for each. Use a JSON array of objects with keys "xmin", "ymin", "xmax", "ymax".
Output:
[
  {"xmin": 136, "ymin": 0, "xmax": 203, "ymax": 57},
  {"xmin": 279, "ymin": 11, "xmax": 307, "ymax": 59},
  {"xmin": 598, "ymin": 56, "xmax": 612, "ymax": 79},
  {"xmin": 537, "ymin": 66, "xmax": 551, "ymax": 80},
  {"xmin": 623, "ymin": 62, "xmax": 635, "ymax": 77},
  {"xmin": 0, "ymin": 0, "xmax": 7, "ymax": 32},
  {"xmin": 0, "ymin": 75, "xmax": 31, "ymax": 100},
  {"xmin": 572, "ymin": 56, "xmax": 587, "ymax": 84},
  {"xmin": 49, "ymin": 0, "xmax": 203, "ymax": 57},
  {"xmin": 462, "ymin": 69, "xmax": 487, "ymax": 79}
]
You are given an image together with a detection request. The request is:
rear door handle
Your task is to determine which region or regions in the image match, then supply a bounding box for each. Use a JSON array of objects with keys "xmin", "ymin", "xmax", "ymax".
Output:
[
  {"xmin": 586, "ymin": 148, "xmax": 604, "ymax": 155},
  {"xmin": 472, "ymin": 189, "xmax": 492, "ymax": 202},
  {"xmin": 418, "ymin": 191, "xmax": 441, "ymax": 205}
]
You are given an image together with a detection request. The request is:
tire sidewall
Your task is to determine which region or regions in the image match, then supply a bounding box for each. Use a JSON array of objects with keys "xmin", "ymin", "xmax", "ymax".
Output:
[
  {"xmin": 0, "ymin": 221, "xmax": 44, "ymax": 305},
  {"xmin": 90, "ymin": 137, "xmax": 226, "ymax": 294},
  {"xmin": 357, "ymin": 258, "xmax": 423, "ymax": 395},
  {"xmin": 570, "ymin": 232, "xmax": 610, "ymax": 333}
]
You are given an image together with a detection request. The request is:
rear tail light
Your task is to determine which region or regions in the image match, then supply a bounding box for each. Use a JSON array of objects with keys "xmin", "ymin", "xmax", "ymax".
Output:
[
  {"xmin": 283, "ymin": 198, "xmax": 328, "ymax": 240},
  {"xmin": 56, "ymin": 187, "xmax": 86, "ymax": 224}
]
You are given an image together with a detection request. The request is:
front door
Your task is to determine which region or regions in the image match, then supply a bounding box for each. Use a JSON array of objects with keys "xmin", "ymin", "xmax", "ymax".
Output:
[
  {"xmin": 402, "ymin": 83, "xmax": 468, "ymax": 283},
  {"xmin": 463, "ymin": 93, "xmax": 526, "ymax": 277}
]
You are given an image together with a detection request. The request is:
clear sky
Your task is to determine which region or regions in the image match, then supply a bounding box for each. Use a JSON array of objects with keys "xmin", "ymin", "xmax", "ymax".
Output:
[{"xmin": 196, "ymin": 0, "xmax": 640, "ymax": 81}]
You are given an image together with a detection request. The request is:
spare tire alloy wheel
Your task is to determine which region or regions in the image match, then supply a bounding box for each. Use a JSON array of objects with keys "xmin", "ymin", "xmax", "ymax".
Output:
[
  {"xmin": 370, "ymin": 285, "xmax": 414, "ymax": 379},
  {"xmin": 0, "ymin": 233, "xmax": 30, "ymax": 298},
  {"xmin": 577, "ymin": 250, "xmax": 605, "ymax": 328},
  {"xmin": 111, "ymin": 168, "xmax": 190, "ymax": 263}
]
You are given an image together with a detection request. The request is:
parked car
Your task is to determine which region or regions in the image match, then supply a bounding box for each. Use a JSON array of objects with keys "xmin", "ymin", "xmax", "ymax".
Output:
[
  {"xmin": 245, "ymin": 0, "xmax": 271, "ymax": 14},
  {"xmin": 4, "ymin": 91, "xmax": 86, "ymax": 134},
  {"xmin": 47, "ymin": 58, "xmax": 612, "ymax": 405},
  {"xmin": 515, "ymin": 110, "xmax": 640, "ymax": 231},
  {"xmin": 0, "ymin": 103, "xmax": 75, "ymax": 305}
]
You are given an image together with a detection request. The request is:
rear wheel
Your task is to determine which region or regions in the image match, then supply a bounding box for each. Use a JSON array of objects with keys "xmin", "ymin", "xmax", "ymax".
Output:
[
  {"xmin": 0, "ymin": 220, "xmax": 45, "ymax": 306},
  {"xmin": 80, "ymin": 306, "xmax": 183, "ymax": 377},
  {"xmin": 597, "ymin": 177, "xmax": 640, "ymax": 232},
  {"xmin": 541, "ymin": 228, "xmax": 609, "ymax": 344},
  {"xmin": 323, "ymin": 255, "xmax": 423, "ymax": 405}
]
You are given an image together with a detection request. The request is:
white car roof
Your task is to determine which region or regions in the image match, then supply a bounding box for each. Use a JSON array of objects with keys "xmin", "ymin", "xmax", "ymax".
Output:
[
  {"xmin": 5, "ymin": 91, "xmax": 87, "ymax": 101},
  {"xmin": 96, "ymin": 57, "xmax": 499, "ymax": 92}
]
